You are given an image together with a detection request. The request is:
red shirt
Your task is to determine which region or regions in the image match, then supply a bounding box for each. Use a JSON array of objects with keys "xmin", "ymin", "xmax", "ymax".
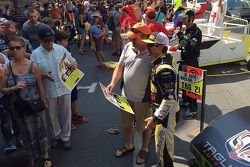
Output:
[
  {"xmin": 51, "ymin": 7, "xmax": 61, "ymax": 20},
  {"xmin": 126, "ymin": 5, "xmax": 137, "ymax": 23},
  {"xmin": 120, "ymin": 15, "xmax": 133, "ymax": 32},
  {"xmin": 148, "ymin": 22, "xmax": 168, "ymax": 36}
]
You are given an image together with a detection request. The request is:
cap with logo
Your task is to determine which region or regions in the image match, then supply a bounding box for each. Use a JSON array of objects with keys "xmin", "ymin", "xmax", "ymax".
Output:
[
  {"xmin": 146, "ymin": 8, "xmax": 156, "ymax": 19},
  {"xmin": 126, "ymin": 22, "xmax": 151, "ymax": 39},
  {"xmin": 142, "ymin": 32, "xmax": 169, "ymax": 47},
  {"xmin": 38, "ymin": 28, "xmax": 55, "ymax": 42}
]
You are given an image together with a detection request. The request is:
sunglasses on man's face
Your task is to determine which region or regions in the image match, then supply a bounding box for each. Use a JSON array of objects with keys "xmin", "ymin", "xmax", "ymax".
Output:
[{"xmin": 9, "ymin": 46, "xmax": 23, "ymax": 51}]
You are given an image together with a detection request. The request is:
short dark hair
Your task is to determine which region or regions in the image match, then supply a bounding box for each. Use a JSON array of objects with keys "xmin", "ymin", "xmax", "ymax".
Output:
[
  {"xmin": 54, "ymin": 31, "xmax": 69, "ymax": 42},
  {"xmin": 28, "ymin": 8, "xmax": 38, "ymax": 16}
]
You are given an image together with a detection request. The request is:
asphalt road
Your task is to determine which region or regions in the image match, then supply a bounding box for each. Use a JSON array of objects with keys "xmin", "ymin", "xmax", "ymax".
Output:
[{"xmin": 0, "ymin": 41, "xmax": 250, "ymax": 167}]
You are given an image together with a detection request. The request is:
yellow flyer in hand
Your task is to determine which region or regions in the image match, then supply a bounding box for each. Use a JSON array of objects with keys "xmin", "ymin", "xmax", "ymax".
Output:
[
  {"xmin": 58, "ymin": 53, "xmax": 84, "ymax": 90},
  {"xmin": 99, "ymin": 82, "xmax": 134, "ymax": 115},
  {"xmin": 103, "ymin": 61, "xmax": 118, "ymax": 70}
]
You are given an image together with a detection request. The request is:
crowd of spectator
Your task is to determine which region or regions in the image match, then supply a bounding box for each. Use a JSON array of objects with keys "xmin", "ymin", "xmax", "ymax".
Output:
[{"xmin": 0, "ymin": 0, "xmax": 203, "ymax": 166}]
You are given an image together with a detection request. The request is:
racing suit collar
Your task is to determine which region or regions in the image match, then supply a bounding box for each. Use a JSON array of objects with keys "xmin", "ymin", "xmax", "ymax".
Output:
[{"xmin": 152, "ymin": 53, "xmax": 169, "ymax": 65}]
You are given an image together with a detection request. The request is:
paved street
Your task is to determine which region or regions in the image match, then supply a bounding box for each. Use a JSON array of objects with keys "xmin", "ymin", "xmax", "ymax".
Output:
[{"xmin": 0, "ymin": 41, "xmax": 250, "ymax": 167}]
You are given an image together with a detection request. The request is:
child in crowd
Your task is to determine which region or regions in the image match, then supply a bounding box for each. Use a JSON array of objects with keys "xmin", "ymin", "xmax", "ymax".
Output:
[
  {"xmin": 54, "ymin": 31, "xmax": 88, "ymax": 129},
  {"xmin": 89, "ymin": 11, "xmax": 106, "ymax": 68}
]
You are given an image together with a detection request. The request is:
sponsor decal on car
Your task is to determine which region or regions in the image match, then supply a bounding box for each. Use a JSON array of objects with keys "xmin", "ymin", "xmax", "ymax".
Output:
[
  {"xmin": 203, "ymin": 141, "xmax": 232, "ymax": 167},
  {"xmin": 225, "ymin": 130, "xmax": 250, "ymax": 166}
]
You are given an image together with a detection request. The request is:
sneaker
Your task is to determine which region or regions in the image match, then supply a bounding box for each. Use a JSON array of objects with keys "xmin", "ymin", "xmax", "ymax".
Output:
[
  {"xmin": 179, "ymin": 102, "xmax": 189, "ymax": 108},
  {"xmin": 183, "ymin": 110, "xmax": 197, "ymax": 120},
  {"xmin": 72, "ymin": 114, "xmax": 88, "ymax": 124},
  {"xmin": 51, "ymin": 139, "xmax": 59, "ymax": 149},
  {"xmin": 4, "ymin": 145, "xmax": 18, "ymax": 154},
  {"xmin": 61, "ymin": 140, "xmax": 72, "ymax": 150},
  {"xmin": 71, "ymin": 123, "xmax": 76, "ymax": 130}
]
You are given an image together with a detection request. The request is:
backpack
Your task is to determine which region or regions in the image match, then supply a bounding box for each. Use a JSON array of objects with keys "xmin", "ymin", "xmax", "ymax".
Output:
[{"xmin": 106, "ymin": 12, "xmax": 117, "ymax": 31}]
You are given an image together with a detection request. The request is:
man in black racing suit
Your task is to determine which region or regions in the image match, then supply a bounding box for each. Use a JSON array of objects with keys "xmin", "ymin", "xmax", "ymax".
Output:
[
  {"xmin": 177, "ymin": 10, "xmax": 202, "ymax": 120},
  {"xmin": 143, "ymin": 32, "xmax": 179, "ymax": 167}
]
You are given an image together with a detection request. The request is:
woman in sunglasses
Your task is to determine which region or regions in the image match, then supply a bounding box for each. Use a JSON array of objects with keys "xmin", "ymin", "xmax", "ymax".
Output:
[{"xmin": 0, "ymin": 36, "xmax": 52, "ymax": 167}]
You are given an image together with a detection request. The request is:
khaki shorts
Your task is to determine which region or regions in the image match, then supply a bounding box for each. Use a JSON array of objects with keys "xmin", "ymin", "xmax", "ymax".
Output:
[{"xmin": 121, "ymin": 101, "xmax": 152, "ymax": 133}]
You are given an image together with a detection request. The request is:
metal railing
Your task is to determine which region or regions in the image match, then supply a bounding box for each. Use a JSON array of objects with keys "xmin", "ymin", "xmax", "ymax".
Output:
[{"xmin": 195, "ymin": 11, "xmax": 249, "ymax": 41}]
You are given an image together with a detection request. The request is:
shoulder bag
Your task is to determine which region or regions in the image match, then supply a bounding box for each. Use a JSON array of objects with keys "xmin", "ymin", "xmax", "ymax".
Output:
[{"xmin": 9, "ymin": 62, "xmax": 45, "ymax": 117}]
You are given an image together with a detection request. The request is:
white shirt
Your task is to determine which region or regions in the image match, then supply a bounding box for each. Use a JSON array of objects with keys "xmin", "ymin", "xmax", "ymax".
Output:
[
  {"xmin": 211, "ymin": 0, "xmax": 227, "ymax": 16},
  {"xmin": 31, "ymin": 44, "xmax": 75, "ymax": 98}
]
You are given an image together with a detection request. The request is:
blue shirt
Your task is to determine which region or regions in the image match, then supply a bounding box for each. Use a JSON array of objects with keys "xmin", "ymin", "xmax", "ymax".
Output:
[
  {"xmin": 90, "ymin": 24, "xmax": 101, "ymax": 38},
  {"xmin": 30, "ymin": 44, "xmax": 76, "ymax": 98},
  {"xmin": 155, "ymin": 12, "xmax": 165, "ymax": 24},
  {"xmin": 73, "ymin": 6, "xmax": 79, "ymax": 27}
]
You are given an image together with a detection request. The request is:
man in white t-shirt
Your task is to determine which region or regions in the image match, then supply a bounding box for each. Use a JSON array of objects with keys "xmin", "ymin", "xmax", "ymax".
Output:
[{"xmin": 207, "ymin": 0, "xmax": 227, "ymax": 37}]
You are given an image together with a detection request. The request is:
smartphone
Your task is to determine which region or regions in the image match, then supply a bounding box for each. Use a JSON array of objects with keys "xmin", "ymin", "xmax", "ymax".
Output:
[{"xmin": 3, "ymin": 22, "xmax": 10, "ymax": 30}]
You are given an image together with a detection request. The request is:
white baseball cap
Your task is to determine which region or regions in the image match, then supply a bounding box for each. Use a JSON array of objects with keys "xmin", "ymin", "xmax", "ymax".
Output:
[{"xmin": 142, "ymin": 32, "xmax": 169, "ymax": 47}]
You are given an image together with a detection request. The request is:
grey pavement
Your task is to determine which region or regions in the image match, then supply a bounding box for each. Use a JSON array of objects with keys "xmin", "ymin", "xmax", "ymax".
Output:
[{"xmin": 0, "ymin": 41, "xmax": 250, "ymax": 167}]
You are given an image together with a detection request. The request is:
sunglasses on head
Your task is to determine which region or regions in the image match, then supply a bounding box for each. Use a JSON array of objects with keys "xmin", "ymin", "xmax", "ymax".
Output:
[
  {"xmin": 147, "ymin": 43, "xmax": 162, "ymax": 48},
  {"xmin": 130, "ymin": 28, "xmax": 143, "ymax": 34},
  {"xmin": 9, "ymin": 46, "xmax": 23, "ymax": 51}
]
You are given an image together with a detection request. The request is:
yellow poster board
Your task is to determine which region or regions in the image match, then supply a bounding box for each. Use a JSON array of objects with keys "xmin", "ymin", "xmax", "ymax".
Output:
[
  {"xmin": 99, "ymin": 82, "xmax": 134, "ymax": 115},
  {"xmin": 58, "ymin": 53, "xmax": 84, "ymax": 90}
]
